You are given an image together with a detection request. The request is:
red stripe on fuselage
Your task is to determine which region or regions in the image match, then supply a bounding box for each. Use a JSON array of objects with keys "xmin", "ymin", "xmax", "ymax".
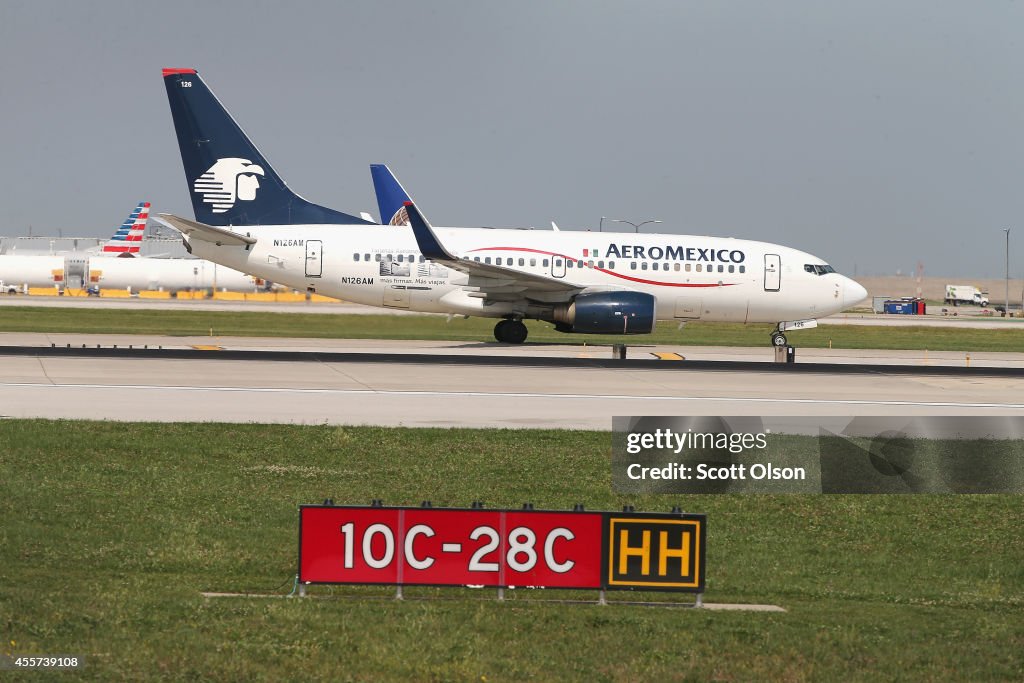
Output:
[{"xmin": 466, "ymin": 246, "xmax": 737, "ymax": 288}]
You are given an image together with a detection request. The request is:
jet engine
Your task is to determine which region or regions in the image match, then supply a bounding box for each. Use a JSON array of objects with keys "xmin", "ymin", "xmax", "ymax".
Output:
[{"xmin": 552, "ymin": 291, "xmax": 656, "ymax": 334}]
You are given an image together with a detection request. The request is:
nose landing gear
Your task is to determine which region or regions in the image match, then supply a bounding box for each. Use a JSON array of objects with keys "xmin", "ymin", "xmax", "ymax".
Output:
[
  {"xmin": 494, "ymin": 319, "xmax": 529, "ymax": 344},
  {"xmin": 770, "ymin": 319, "xmax": 817, "ymax": 348}
]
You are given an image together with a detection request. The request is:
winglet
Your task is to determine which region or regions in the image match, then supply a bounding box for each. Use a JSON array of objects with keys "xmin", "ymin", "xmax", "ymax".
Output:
[{"xmin": 404, "ymin": 201, "xmax": 454, "ymax": 261}]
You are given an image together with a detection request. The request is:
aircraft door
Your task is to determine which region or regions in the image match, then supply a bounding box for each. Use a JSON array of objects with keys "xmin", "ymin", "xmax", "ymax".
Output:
[
  {"xmin": 551, "ymin": 256, "xmax": 566, "ymax": 278},
  {"xmin": 383, "ymin": 285, "xmax": 411, "ymax": 308},
  {"xmin": 673, "ymin": 297, "xmax": 702, "ymax": 319},
  {"xmin": 764, "ymin": 253, "xmax": 781, "ymax": 292},
  {"xmin": 64, "ymin": 255, "xmax": 86, "ymax": 289},
  {"xmin": 305, "ymin": 240, "xmax": 323, "ymax": 278}
]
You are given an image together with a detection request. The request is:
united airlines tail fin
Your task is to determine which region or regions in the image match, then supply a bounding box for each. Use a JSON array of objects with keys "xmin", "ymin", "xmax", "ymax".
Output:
[
  {"xmin": 162, "ymin": 68, "xmax": 372, "ymax": 227},
  {"xmin": 370, "ymin": 164, "xmax": 413, "ymax": 225},
  {"xmin": 100, "ymin": 201, "xmax": 149, "ymax": 256}
]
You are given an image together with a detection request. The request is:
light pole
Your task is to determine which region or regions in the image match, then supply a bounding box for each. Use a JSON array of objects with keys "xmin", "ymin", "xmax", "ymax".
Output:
[
  {"xmin": 599, "ymin": 216, "xmax": 606, "ymax": 232},
  {"xmin": 1005, "ymin": 228, "xmax": 1011, "ymax": 316},
  {"xmin": 610, "ymin": 218, "xmax": 663, "ymax": 233}
]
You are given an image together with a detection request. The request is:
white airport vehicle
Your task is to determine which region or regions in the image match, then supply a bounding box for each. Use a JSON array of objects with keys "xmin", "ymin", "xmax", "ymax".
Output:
[
  {"xmin": 944, "ymin": 284, "xmax": 989, "ymax": 307},
  {"xmin": 159, "ymin": 68, "xmax": 868, "ymax": 346}
]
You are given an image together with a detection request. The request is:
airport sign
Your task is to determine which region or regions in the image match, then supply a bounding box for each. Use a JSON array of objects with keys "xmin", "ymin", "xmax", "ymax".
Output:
[{"xmin": 299, "ymin": 505, "xmax": 705, "ymax": 593}]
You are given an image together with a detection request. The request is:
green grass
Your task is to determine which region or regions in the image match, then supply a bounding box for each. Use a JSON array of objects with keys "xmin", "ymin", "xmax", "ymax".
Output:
[
  {"xmin": 1, "ymin": 421, "xmax": 1021, "ymax": 681},
  {"xmin": 2, "ymin": 306, "xmax": 1023, "ymax": 351}
]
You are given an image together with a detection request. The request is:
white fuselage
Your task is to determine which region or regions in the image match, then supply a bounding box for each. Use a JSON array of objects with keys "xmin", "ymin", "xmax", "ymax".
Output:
[
  {"xmin": 87, "ymin": 256, "xmax": 259, "ymax": 292},
  {"xmin": 183, "ymin": 225, "xmax": 866, "ymax": 325},
  {"xmin": 0, "ymin": 253, "xmax": 260, "ymax": 292}
]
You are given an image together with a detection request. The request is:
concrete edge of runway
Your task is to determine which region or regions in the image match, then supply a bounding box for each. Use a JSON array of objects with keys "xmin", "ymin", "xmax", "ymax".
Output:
[{"xmin": 2, "ymin": 344, "xmax": 1022, "ymax": 378}]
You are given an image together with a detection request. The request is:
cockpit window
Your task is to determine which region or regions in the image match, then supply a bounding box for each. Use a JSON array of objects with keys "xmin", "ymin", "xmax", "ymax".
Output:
[{"xmin": 804, "ymin": 263, "xmax": 836, "ymax": 276}]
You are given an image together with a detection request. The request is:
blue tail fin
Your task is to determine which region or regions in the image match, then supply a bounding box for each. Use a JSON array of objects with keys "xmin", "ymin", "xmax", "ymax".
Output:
[
  {"xmin": 162, "ymin": 68, "xmax": 372, "ymax": 227},
  {"xmin": 370, "ymin": 164, "xmax": 413, "ymax": 225}
]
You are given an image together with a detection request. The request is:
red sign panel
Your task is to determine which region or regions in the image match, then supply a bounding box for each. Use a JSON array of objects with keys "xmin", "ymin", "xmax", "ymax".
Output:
[{"xmin": 299, "ymin": 506, "xmax": 603, "ymax": 589}]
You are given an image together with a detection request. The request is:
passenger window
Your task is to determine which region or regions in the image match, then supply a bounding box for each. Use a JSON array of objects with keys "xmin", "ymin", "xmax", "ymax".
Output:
[
  {"xmin": 365, "ymin": 254, "xmax": 370, "ymax": 261},
  {"xmin": 519, "ymin": 258, "xmax": 525, "ymax": 266},
  {"xmin": 567, "ymin": 260, "xmax": 574, "ymax": 268},
  {"xmin": 718, "ymin": 265, "xmax": 724, "ymax": 273},
  {"xmin": 397, "ymin": 254, "xmax": 404, "ymax": 263},
  {"xmin": 587, "ymin": 260, "xmax": 594, "ymax": 268},
  {"xmin": 728, "ymin": 265, "xmax": 735, "ymax": 273},
  {"xmin": 485, "ymin": 257, "xmax": 492, "ymax": 264},
  {"xmin": 545, "ymin": 259, "xmax": 552, "ymax": 267},
  {"xmin": 641, "ymin": 262, "xmax": 648, "ymax": 271},
  {"xmin": 674, "ymin": 263, "xmax": 680, "ymax": 271},
  {"xmin": 577, "ymin": 260, "xmax": 584, "ymax": 268},
  {"xmin": 554, "ymin": 259, "xmax": 562, "ymax": 267},
  {"xmin": 375, "ymin": 254, "xmax": 382, "ymax": 262},
  {"xmin": 739, "ymin": 265, "xmax": 746, "ymax": 273},
  {"xmin": 696, "ymin": 264, "xmax": 702, "ymax": 272},
  {"xmin": 609, "ymin": 261, "xmax": 615, "ymax": 269},
  {"xmin": 598, "ymin": 260, "xmax": 605, "ymax": 268},
  {"xmin": 353, "ymin": 253, "xmax": 360, "ymax": 261},
  {"xmin": 419, "ymin": 256, "xmax": 425, "ymax": 263},
  {"xmin": 530, "ymin": 259, "xmax": 537, "ymax": 267},
  {"xmin": 631, "ymin": 262, "xmax": 637, "ymax": 270},
  {"xmin": 386, "ymin": 254, "xmax": 393, "ymax": 261}
]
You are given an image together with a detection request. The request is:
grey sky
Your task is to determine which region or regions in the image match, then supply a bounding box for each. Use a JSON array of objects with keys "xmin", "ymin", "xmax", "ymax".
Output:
[{"xmin": 1, "ymin": 1, "xmax": 1021, "ymax": 277}]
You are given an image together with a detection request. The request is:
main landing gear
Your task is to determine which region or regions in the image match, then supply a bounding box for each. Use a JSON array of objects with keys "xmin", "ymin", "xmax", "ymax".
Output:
[{"xmin": 494, "ymin": 319, "xmax": 528, "ymax": 344}]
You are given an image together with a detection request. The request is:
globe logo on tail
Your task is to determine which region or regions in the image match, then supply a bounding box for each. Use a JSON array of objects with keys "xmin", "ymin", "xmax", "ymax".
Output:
[{"xmin": 193, "ymin": 158, "xmax": 265, "ymax": 213}]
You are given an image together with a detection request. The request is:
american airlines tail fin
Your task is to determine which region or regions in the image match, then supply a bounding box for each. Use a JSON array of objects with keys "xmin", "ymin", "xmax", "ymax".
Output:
[
  {"xmin": 162, "ymin": 68, "xmax": 372, "ymax": 227},
  {"xmin": 100, "ymin": 201, "xmax": 149, "ymax": 256},
  {"xmin": 370, "ymin": 164, "xmax": 413, "ymax": 225}
]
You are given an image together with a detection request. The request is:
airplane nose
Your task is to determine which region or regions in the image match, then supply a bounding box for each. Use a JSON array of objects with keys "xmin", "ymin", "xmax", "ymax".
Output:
[{"xmin": 843, "ymin": 278, "xmax": 868, "ymax": 308}]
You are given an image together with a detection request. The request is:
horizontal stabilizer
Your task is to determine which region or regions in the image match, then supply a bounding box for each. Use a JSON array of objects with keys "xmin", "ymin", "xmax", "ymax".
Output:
[{"xmin": 154, "ymin": 213, "xmax": 256, "ymax": 247}]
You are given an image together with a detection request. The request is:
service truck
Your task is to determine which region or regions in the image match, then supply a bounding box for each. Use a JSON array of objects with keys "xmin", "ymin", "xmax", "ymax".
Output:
[{"xmin": 944, "ymin": 284, "xmax": 989, "ymax": 306}]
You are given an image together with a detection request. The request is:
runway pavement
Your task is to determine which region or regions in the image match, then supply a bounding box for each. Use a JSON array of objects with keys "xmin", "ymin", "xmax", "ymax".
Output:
[{"xmin": 1, "ymin": 334, "xmax": 1021, "ymax": 429}]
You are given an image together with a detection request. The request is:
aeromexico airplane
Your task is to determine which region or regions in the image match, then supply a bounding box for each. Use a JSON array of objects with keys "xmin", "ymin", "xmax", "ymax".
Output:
[{"xmin": 158, "ymin": 68, "xmax": 867, "ymax": 346}]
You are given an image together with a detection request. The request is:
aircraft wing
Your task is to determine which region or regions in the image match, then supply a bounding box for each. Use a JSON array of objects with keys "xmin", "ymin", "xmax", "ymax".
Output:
[
  {"xmin": 404, "ymin": 202, "xmax": 582, "ymax": 303},
  {"xmin": 154, "ymin": 214, "xmax": 257, "ymax": 247}
]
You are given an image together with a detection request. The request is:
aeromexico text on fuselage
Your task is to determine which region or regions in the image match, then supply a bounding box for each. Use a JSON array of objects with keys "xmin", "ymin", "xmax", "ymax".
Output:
[
  {"xmin": 275, "ymin": 236, "xmax": 746, "ymax": 265},
  {"xmin": 604, "ymin": 244, "xmax": 746, "ymax": 263}
]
